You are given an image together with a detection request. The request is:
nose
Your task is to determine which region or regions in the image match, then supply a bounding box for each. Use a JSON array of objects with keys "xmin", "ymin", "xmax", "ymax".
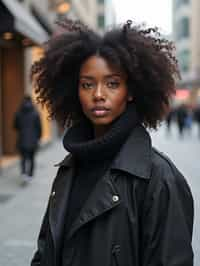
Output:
[{"xmin": 93, "ymin": 84, "xmax": 105, "ymax": 101}]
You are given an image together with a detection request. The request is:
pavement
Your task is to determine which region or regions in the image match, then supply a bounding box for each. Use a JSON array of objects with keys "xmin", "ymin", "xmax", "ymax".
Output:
[
  {"xmin": 0, "ymin": 123, "xmax": 199, "ymax": 266},
  {"xmin": 0, "ymin": 139, "xmax": 67, "ymax": 266},
  {"xmin": 151, "ymin": 122, "xmax": 200, "ymax": 266}
]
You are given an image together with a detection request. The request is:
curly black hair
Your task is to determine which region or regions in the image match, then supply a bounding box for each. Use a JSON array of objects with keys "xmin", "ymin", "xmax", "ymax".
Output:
[{"xmin": 31, "ymin": 19, "xmax": 179, "ymax": 129}]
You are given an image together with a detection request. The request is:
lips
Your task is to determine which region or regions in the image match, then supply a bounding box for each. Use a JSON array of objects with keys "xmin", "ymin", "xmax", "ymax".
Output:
[{"xmin": 91, "ymin": 106, "xmax": 110, "ymax": 117}]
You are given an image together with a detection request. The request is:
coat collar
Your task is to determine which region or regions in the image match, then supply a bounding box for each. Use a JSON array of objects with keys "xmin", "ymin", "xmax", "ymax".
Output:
[
  {"xmin": 56, "ymin": 124, "xmax": 152, "ymax": 180},
  {"xmin": 111, "ymin": 124, "xmax": 152, "ymax": 179}
]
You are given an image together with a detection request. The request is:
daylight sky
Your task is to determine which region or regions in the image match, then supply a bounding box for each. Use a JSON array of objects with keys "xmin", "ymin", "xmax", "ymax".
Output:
[{"xmin": 113, "ymin": 0, "xmax": 172, "ymax": 35}]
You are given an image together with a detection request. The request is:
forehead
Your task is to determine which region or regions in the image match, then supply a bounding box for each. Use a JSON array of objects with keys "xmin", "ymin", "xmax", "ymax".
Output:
[{"xmin": 79, "ymin": 55, "xmax": 123, "ymax": 77}]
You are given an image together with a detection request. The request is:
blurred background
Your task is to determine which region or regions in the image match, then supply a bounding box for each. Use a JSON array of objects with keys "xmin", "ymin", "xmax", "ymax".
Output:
[{"xmin": 0, "ymin": 0, "xmax": 200, "ymax": 265}]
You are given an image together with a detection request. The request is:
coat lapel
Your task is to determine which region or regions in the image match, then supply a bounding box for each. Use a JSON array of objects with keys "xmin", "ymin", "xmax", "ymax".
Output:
[
  {"xmin": 67, "ymin": 171, "xmax": 121, "ymax": 240},
  {"xmin": 49, "ymin": 162, "xmax": 74, "ymax": 259}
]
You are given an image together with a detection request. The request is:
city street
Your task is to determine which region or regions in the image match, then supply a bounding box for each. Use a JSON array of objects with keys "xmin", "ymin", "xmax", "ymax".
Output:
[
  {"xmin": 151, "ymin": 123, "xmax": 200, "ymax": 265},
  {"xmin": 0, "ymin": 123, "xmax": 199, "ymax": 266}
]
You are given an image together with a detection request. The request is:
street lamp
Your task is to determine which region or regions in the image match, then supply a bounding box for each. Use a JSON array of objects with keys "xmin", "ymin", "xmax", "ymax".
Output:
[
  {"xmin": 56, "ymin": 2, "xmax": 71, "ymax": 14},
  {"xmin": 2, "ymin": 32, "xmax": 14, "ymax": 40}
]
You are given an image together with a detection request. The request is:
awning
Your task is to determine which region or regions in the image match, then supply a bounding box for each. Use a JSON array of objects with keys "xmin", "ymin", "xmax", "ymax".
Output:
[{"xmin": 1, "ymin": 0, "xmax": 49, "ymax": 44}]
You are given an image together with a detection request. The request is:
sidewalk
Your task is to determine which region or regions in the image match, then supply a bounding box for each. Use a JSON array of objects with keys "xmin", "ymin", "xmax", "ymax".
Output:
[
  {"xmin": 151, "ymin": 123, "xmax": 200, "ymax": 266},
  {"xmin": 0, "ymin": 139, "xmax": 67, "ymax": 266},
  {"xmin": 0, "ymin": 139, "xmax": 52, "ymax": 174},
  {"xmin": 0, "ymin": 140, "xmax": 54, "ymax": 203},
  {"xmin": 0, "ymin": 139, "xmax": 66, "ymax": 200}
]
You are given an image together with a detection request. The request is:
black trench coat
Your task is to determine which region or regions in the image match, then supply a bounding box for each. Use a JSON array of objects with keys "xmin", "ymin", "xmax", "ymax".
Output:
[{"xmin": 31, "ymin": 125, "xmax": 194, "ymax": 266}]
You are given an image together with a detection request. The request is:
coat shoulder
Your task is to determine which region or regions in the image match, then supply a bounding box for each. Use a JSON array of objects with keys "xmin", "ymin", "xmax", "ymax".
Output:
[
  {"xmin": 151, "ymin": 147, "xmax": 191, "ymax": 193},
  {"xmin": 152, "ymin": 147, "xmax": 176, "ymax": 175},
  {"xmin": 54, "ymin": 153, "xmax": 73, "ymax": 168}
]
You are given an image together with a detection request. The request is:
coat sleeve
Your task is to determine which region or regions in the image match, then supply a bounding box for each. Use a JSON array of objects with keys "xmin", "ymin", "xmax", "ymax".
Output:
[{"xmin": 141, "ymin": 162, "xmax": 194, "ymax": 266}]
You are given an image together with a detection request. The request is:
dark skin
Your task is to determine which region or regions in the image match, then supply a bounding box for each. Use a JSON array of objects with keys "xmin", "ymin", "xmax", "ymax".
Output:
[{"xmin": 78, "ymin": 55, "xmax": 133, "ymax": 138}]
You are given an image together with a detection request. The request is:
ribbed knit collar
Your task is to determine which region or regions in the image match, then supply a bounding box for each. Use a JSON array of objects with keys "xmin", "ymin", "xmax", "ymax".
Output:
[{"xmin": 63, "ymin": 104, "xmax": 139, "ymax": 162}]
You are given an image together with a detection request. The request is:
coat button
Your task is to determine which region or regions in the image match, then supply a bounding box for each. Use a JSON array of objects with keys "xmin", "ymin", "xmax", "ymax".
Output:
[
  {"xmin": 112, "ymin": 195, "xmax": 119, "ymax": 202},
  {"xmin": 51, "ymin": 191, "xmax": 56, "ymax": 197}
]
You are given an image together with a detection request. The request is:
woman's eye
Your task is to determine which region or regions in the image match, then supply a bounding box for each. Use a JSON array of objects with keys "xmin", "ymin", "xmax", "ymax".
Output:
[
  {"xmin": 107, "ymin": 81, "xmax": 120, "ymax": 89},
  {"xmin": 81, "ymin": 82, "xmax": 94, "ymax": 89}
]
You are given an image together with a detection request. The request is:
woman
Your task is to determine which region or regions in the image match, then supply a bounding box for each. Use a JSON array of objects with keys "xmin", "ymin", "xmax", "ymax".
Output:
[{"xmin": 31, "ymin": 19, "xmax": 194, "ymax": 266}]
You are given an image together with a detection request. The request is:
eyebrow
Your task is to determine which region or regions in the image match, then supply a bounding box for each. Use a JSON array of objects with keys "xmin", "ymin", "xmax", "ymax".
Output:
[{"xmin": 79, "ymin": 74, "xmax": 121, "ymax": 79}]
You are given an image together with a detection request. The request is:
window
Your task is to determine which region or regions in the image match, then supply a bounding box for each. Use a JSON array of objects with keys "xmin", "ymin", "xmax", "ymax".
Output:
[
  {"xmin": 178, "ymin": 50, "xmax": 190, "ymax": 72},
  {"xmin": 176, "ymin": 17, "xmax": 190, "ymax": 40},
  {"xmin": 175, "ymin": 0, "xmax": 189, "ymax": 9},
  {"xmin": 181, "ymin": 17, "xmax": 190, "ymax": 38},
  {"xmin": 98, "ymin": 0, "xmax": 104, "ymax": 4},
  {"xmin": 98, "ymin": 15, "xmax": 105, "ymax": 28}
]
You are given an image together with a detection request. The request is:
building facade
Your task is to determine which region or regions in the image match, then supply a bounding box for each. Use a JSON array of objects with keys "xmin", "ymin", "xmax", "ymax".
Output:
[
  {"xmin": 173, "ymin": 0, "xmax": 200, "ymax": 90},
  {"xmin": 68, "ymin": 0, "xmax": 104, "ymax": 33},
  {"xmin": 0, "ymin": 0, "xmax": 64, "ymax": 160},
  {"xmin": 105, "ymin": 0, "xmax": 116, "ymax": 28},
  {"xmin": 64, "ymin": 0, "xmax": 115, "ymax": 33},
  {"xmin": 0, "ymin": 0, "xmax": 52, "ymax": 160}
]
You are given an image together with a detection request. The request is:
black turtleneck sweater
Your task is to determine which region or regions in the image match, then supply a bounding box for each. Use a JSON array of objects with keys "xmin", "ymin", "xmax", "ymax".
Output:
[{"xmin": 61, "ymin": 104, "xmax": 139, "ymax": 265}]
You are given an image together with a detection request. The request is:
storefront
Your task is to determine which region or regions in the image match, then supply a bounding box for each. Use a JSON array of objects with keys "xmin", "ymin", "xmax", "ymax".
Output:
[{"xmin": 0, "ymin": 0, "xmax": 49, "ymax": 157}]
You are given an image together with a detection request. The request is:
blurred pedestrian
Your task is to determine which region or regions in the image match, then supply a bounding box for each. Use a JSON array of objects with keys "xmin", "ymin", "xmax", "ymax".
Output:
[
  {"xmin": 193, "ymin": 104, "xmax": 200, "ymax": 138},
  {"xmin": 165, "ymin": 107, "xmax": 175, "ymax": 135},
  {"xmin": 14, "ymin": 95, "xmax": 42, "ymax": 180},
  {"xmin": 185, "ymin": 108, "xmax": 193, "ymax": 136},
  {"xmin": 30, "ymin": 19, "xmax": 194, "ymax": 266},
  {"xmin": 176, "ymin": 103, "xmax": 188, "ymax": 137}
]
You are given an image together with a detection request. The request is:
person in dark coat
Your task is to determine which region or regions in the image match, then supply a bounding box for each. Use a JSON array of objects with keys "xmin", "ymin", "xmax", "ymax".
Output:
[
  {"xmin": 193, "ymin": 104, "xmax": 200, "ymax": 138},
  {"xmin": 176, "ymin": 103, "xmax": 188, "ymax": 137},
  {"xmin": 30, "ymin": 19, "xmax": 194, "ymax": 266},
  {"xmin": 14, "ymin": 95, "xmax": 42, "ymax": 178},
  {"xmin": 165, "ymin": 107, "xmax": 175, "ymax": 135}
]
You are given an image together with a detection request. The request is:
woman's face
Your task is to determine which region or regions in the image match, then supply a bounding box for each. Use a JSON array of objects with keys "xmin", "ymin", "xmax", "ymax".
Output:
[{"xmin": 78, "ymin": 55, "xmax": 132, "ymax": 136}]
